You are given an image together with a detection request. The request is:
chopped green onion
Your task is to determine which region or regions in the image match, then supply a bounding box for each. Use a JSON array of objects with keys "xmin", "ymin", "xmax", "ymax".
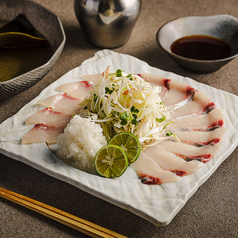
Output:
[
  {"xmin": 156, "ymin": 114, "xmax": 166, "ymax": 123},
  {"xmin": 159, "ymin": 102, "xmax": 166, "ymax": 108},
  {"xmin": 166, "ymin": 131, "xmax": 173, "ymax": 136},
  {"xmin": 120, "ymin": 119, "xmax": 128, "ymax": 125},
  {"xmin": 131, "ymin": 106, "xmax": 139, "ymax": 113},
  {"xmin": 126, "ymin": 74, "xmax": 133, "ymax": 80},
  {"xmin": 131, "ymin": 119, "xmax": 139, "ymax": 125},
  {"xmin": 105, "ymin": 87, "xmax": 114, "ymax": 94},
  {"xmin": 120, "ymin": 111, "xmax": 129, "ymax": 121},
  {"xmin": 116, "ymin": 69, "xmax": 122, "ymax": 77},
  {"xmin": 166, "ymin": 130, "xmax": 181, "ymax": 142},
  {"xmin": 163, "ymin": 121, "xmax": 174, "ymax": 129},
  {"xmin": 132, "ymin": 114, "xmax": 137, "ymax": 119}
]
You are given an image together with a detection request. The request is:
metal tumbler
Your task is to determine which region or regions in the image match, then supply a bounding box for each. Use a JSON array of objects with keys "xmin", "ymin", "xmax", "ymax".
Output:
[{"xmin": 74, "ymin": 0, "xmax": 142, "ymax": 48}]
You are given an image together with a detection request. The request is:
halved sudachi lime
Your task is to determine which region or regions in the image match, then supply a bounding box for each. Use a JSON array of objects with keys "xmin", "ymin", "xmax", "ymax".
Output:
[
  {"xmin": 95, "ymin": 145, "xmax": 128, "ymax": 178},
  {"xmin": 108, "ymin": 132, "xmax": 141, "ymax": 163}
]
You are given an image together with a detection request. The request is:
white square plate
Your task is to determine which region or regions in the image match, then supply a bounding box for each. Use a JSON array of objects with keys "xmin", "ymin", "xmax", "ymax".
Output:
[{"xmin": 0, "ymin": 50, "xmax": 237, "ymax": 226}]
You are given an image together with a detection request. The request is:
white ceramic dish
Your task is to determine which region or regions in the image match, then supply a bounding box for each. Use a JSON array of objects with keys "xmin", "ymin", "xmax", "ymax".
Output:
[{"xmin": 0, "ymin": 50, "xmax": 237, "ymax": 226}]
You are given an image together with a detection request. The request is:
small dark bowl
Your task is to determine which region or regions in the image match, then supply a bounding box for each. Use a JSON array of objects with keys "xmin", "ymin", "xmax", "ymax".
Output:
[
  {"xmin": 156, "ymin": 15, "xmax": 238, "ymax": 74},
  {"xmin": 0, "ymin": 0, "xmax": 66, "ymax": 101}
]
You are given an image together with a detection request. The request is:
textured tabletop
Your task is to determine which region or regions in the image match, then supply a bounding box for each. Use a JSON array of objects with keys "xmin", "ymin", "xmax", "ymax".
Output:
[{"xmin": 0, "ymin": 0, "xmax": 237, "ymax": 237}]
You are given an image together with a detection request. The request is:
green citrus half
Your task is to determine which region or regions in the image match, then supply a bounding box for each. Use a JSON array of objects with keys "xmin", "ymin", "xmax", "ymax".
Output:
[
  {"xmin": 95, "ymin": 145, "xmax": 128, "ymax": 178},
  {"xmin": 108, "ymin": 132, "xmax": 141, "ymax": 163}
]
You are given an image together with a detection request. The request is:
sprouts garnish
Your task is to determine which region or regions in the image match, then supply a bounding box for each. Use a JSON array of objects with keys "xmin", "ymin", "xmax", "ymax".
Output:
[{"xmin": 79, "ymin": 67, "xmax": 178, "ymax": 148}]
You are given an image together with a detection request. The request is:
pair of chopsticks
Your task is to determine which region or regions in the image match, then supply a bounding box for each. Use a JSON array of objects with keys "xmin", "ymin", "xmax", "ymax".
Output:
[{"xmin": 0, "ymin": 187, "xmax": 127, "ymax": 238}]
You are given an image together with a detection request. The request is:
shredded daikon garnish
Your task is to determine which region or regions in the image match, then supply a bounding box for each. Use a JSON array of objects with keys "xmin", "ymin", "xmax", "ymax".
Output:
[{"xmin": 79, "ymin": 67, "xmax": 178, "ymax": 148}]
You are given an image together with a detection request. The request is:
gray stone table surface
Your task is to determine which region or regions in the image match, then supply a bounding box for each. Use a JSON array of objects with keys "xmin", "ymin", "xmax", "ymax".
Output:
[{"xmin": 0, "ymin": 0, "xmax": 237, "ymax": 237}]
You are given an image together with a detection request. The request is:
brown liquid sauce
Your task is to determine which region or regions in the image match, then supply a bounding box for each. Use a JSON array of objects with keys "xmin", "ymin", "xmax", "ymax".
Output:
[{"xmin": 171, "ymin": 35, "xmax": 231, "ymax": 60}]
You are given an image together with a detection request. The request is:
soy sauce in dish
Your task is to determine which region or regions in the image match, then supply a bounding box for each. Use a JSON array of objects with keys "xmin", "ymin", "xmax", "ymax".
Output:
[{"xmin": 171, "ymin": 35, "xmax": 231, "ymax": 60}]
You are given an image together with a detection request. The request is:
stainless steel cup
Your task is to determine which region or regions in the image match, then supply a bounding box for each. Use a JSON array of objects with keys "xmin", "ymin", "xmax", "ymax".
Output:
[{"xmin": 74, "ymin": 0, "xmax": 142, "ymax": 48}]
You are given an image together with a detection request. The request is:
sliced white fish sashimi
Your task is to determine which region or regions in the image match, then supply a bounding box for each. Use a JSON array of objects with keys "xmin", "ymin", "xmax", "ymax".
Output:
[
  {"xmin": 25, "ymin": 107, "xmax": 72, "ymax": 127},
  {"xmin": 22, "ymin": 124, "xmax": 64, "ymax": 144},
  {"xmin": 162, "ymin": 79, "xmax": 196, "ymax": 106},
  {"xmin": 21, "ymin": 68, "xmax": 226, "ymax": 185},
  {"xmin": 156, "ymin": 140, "xmax": 222, "ymax": 163},
  {"xmin": 55, "ymin": 81, "xmax": 93, "ymax": 100},
  {"xmin": 171, "ymin": 90, "xmax": 216, "ymax": 119},
  {"xmin": 80, "ymin": 66, "xmax": 110, "ymax": 85},
  {"xmin": 37, "ymin": 93, "xmax": 82, "ymax": 114},
  {"xmin": 130, "ymin": 152, "xmax": 179, "ymax": 184},
  {"xmin": 81, "ymin": 73, "xmax": 101, "ymax": 85},
  {"xmin": 144, "ymin": 146, "xmax": 203, "ymax": 176},
  {"xmin": 167, "ymin": 109, "xmax": 224, "ymax": 131},
  {"xmin": 168, "ymin": 128, "xmax": 227, "ymax": 146},
  {"xmin": 141, "ymin": 72, "xmax": 196, "ymax": 106},
  {"xmin": 141, "ymin": 72, "xmax": 170, "ymax": 97}
]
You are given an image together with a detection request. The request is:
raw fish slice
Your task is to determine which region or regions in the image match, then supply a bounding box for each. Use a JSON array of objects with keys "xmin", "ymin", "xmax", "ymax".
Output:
[
  {"xmin": 141, "ymin": 72, "xmax": 170, "ymax": 97},
  {"xmin": 156, "ymin": 140, "xmax": 222, "ymax": 163},
  {"xmin": 80, "ymin": 66, "xmax": 111, "ymax": 85},
  {"xmin": 168, "ymin": 128, "xmax": 227, "ymax": 146},
  {"xmin": 25, "ymin": 108, "xmax": 72, "ymax": 127},
  {"xmin": 162, "ymin": 79, "xmax": 196, "ymax": 106},
  {"xmin": 37, "ymin": 93, "xmax": 82, "ymax": 114},
  {"xmin": 144, "ymin": 146, "xmax": 203, "ymax": 176},
  {"xmin": 81, "ymin": 73, "xmax": 101, "ymax": 85},
  {"xmin": 171, "ymin": 90, "xmax": 216, "ymax": 119},
  {"xmin": 22, "ymin": 124, "xmax": 64, "ymax": 144},
  {"xmin": 167, "ymin": 109, "xmax": 224, "ymax": 131},
  {"xmin": 130, "ymin": 152, "xmax": 179, "ymax": 184},
  {"xmin": 55, "ymin": 81, "xmax": 93, "ymax": 100}
]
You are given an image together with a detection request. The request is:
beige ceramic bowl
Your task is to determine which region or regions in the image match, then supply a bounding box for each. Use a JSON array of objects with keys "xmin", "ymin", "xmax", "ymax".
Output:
[{"xmin": 156, "ymin": 15, "xmax": 238, "ymax": 74}]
